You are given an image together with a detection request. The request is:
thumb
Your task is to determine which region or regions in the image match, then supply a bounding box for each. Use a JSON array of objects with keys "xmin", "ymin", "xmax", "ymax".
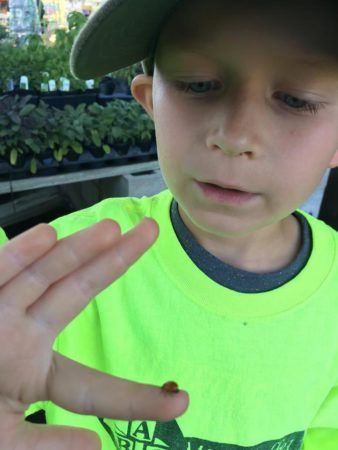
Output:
[{"xmin": 15, "ymin": 421, "xmax": 101, "ymax": 450}]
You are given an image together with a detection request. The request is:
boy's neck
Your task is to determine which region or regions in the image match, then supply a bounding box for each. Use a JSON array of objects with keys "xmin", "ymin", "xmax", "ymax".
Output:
[{"xmin": 178, "ymin": 207, "xmax": 302, "ymax": 273}]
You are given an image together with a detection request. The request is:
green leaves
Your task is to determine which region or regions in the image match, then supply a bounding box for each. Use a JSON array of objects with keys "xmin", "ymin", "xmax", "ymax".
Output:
[
  {"xmin": 24, "ymin": 34, "xmax": 44, "ymax": 51},
  {"xmin": 10, "ymin": 149, "xmax": 18, "ymax": 165},
  {"xmin": 71, "ymin": 141, "xmax": 83, "ymax": 154},
  {"xmin": 0, "ymin": 14, "xmax": 142, "ymax": 93},
  {"xmin": 19, "ymin": 104, "xmax": 36, "ymax": 117},
  {"xmin": 91, "ymin": 129, "xmax": 101, "ymax": 147},
  {"xmin": 0, "ymin": 24, "xmax": 9, "ymax": 40},
  {"xmin": 53, "ymin": 149, "xmax": 63, "ymax": 162},
  {"xmin": 30, "ymin": 157, "xmax": 37, "ymax": 174},
  {"xmin": 102, "ymin": 144, "xmax": 111, "ymax": 154},
  {"xmin": 8, "ymin": 111, "xmax": 21, "ymax": 125},
  {"xmin": 0, "ymin": 95, "xmax": 48, "ymax": 165},
  {"xmin": 0, "ymin": 94, "xmax": 155, "ymax": 174},
  {"xmin": 0, "ymin": 19, "xmax": 86, "ymax": 91},
  {"xmin": 25, "ymin": 138, "xmax": 41, "ymax": 153},
  {"xmin": 67, "ymin": 11, "xmax": 87, "ymax": 31}
]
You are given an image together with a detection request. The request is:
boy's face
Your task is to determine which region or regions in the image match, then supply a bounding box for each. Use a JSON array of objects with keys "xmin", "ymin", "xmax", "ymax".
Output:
[{"xmin": 131, "ymin": 0, "xmax": 338, "ymax": 247}]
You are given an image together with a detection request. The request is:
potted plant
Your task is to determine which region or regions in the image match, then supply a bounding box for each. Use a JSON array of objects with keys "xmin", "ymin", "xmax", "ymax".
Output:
[
  {"xmin": 124, "ymin": 100, "xmax": 155, "ymax": 151},
  {"xmin": 106, "ymin": 100, "xmax": 136, "ymax": 154},
  {"xmin": 0, "ymin": 91, "xmax": 157, "ymax": 176},
  {"xmin": 0, "ymin": 95, "xmax": 47, "ymax": 174}
]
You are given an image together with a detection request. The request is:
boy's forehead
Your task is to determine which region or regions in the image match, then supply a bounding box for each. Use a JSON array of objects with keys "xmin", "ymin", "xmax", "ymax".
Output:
[{"xmin": 156, "ymin": 31, "xmax": 335, "ymax": 77}]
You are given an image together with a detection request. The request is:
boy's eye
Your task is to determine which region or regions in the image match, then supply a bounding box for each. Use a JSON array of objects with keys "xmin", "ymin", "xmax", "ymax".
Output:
[
  {"xmin": 274, "ymin": 92, "xmax": 325, "ymax": 115},
  {"xmin": 175, "ymin": 81, "xmax": 325, "ymax": 116},
  {"xmin": 175, "ymin": 80, "xmax": 222, "ymax": 94}
]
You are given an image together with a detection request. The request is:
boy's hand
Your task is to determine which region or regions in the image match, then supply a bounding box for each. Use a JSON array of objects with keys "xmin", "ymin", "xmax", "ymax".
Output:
[{"xmin": 0, "ymin": 219, "xmax": 189, "ymax": 450}]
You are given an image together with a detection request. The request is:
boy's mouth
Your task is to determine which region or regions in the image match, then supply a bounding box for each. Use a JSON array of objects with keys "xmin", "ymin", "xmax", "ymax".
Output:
[
  {"xmin": 195, "ymin": 181, "xmax": 259, "ymax": 205},
  {"xmin": 207, "ymin": 183, "xmax": 246, "ymax": 192},
  {"xmin": 201, "ymin": 179, "xmax": 253, "ymax": 192}
]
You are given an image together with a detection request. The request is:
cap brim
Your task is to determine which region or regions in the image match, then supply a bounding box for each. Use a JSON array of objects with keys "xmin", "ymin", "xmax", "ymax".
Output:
[{"xmin": 70, "ymin": 0, "xmax": 179, "ymax": 80}]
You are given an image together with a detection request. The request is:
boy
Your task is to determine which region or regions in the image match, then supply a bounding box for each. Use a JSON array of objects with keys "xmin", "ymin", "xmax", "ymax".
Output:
[{"xmin": 0, "ymin": 0, "xmax": 338, "ymax": 448}]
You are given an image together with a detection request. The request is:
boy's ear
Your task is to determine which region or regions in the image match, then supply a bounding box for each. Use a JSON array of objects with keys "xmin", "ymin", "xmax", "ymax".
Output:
[
  {"xmin": 329, "ymin": 148, "xmax": 338, "ymax": 168},
  {"xmin": 131, "ymin": 74, "xmax": 154, "ymax": 120}
]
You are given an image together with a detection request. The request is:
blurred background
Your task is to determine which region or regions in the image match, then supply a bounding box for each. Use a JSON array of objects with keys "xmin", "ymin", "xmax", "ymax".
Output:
[{"xmin": 0, "ymin": 0, "xmax": 336, "ymax": 240}]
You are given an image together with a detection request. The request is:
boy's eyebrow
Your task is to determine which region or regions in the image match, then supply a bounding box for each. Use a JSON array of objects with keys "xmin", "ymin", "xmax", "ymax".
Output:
[
  {"xmin": 294, "ymin": 56, "xmax": 334, "ymax": 69},
  {"xmin": 162, "ymin": 48, "xmax": 336, "ymax": 75},
  {"xmin": 160, "ymin": 46, "xmax": 338, "ymax": 80}
]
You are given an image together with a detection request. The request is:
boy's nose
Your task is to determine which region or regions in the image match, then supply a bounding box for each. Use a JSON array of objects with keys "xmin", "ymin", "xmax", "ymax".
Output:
[{"xmin": 207, "ymin": 89, "xmax": 264, "ymax": 158}]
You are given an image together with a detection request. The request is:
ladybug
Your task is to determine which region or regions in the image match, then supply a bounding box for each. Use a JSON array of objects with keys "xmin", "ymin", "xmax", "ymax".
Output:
[{"xmin": 161, "ymin": 381, "xmax": 179, "ymax": 394}]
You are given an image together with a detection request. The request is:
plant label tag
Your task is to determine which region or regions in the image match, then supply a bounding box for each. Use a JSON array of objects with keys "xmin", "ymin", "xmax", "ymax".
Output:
[
  {"xmin": 41, "ymin": 83, "xmax": 48, "ymax": 92},
  {"xmin": 6, "ymin": 79, "xmax": 14, "ymax": 91},
  {"xmin": 60, "ymin": 77, "xmax": 70, "ymax": 91},
  {"xmin": 20, "ymin": 76, "xmax": 29, "ymax": 90},
  {"xmin": 86, "ymin": 79, "xmax": 95, "ymax": 89},
  {"xmin": 48, "ymin": 80, "xmax": 57, "ymax": 91}
]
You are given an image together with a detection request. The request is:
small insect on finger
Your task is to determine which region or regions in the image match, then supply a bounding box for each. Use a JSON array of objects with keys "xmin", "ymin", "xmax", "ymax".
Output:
[{"xmin": 161, "ymin": 381, "xmax": 180, "ymax": 394}]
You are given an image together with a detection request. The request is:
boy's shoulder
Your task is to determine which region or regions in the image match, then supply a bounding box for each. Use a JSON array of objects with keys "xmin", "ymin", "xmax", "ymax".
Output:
[
  {"xmin": 50, "ymin": 189, "xmax": 172, "ymax": 239},
  {"xmin": 299, "ymin": 209, "xmax": 338, "ymax": 235}
]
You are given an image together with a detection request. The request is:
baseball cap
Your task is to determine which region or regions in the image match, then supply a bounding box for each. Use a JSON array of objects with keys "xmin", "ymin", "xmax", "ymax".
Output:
[{"xmin": 70, "ymin": 0, "xmax": 180, "ymax": 80}]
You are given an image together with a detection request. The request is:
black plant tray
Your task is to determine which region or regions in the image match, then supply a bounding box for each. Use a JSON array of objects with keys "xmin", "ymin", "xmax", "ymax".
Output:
[
  {"xmin": 39, "ymin": 91, "xmax": 99, "ymax": 109},
  {"xmin": 97, "ymin": 93, "xmax": 133, "ymax": 105},
  {"xmin": 0, "ymin": 143, "xmax": 158, "ymax": 180},
  {"xmin": 1, "ymin": 90, "xmax": 133, "ymax": 109}
]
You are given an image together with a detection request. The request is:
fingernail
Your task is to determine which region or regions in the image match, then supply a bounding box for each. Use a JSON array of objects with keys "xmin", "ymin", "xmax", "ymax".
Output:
[{"xmin": 161, "ymin": 381, "xmax": 180, "ymax": 394}]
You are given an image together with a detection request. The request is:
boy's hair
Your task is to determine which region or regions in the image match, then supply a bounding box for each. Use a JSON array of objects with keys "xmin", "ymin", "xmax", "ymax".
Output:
[
  {"xmin": 141, "ymin": 56, "xmax": 155, "ymax": 76},
  {"xmin": 140, "ymin": 0, "xmax": 337, "ymax": 76}
]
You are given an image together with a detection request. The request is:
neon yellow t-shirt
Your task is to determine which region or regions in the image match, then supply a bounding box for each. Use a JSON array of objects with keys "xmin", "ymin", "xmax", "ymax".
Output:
[{"xmin": 2, "ymin": 189, "xmax": 338, "ymax": 449}]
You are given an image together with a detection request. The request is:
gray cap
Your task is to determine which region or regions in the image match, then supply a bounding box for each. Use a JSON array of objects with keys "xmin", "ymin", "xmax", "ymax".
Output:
[{"xmin": 70, "ymin": 0, "xmax": 180, "ymax": 80}]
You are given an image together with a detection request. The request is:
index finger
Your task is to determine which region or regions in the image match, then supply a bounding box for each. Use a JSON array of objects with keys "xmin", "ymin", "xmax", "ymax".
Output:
[{"xmin": 0, "ymin": 224, "xmax": 57, "ymax": 287}]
